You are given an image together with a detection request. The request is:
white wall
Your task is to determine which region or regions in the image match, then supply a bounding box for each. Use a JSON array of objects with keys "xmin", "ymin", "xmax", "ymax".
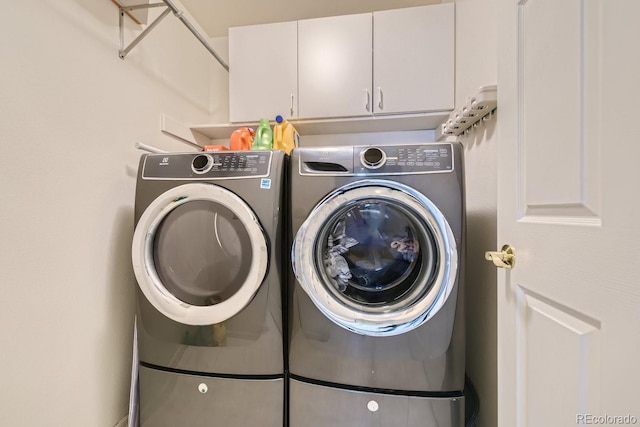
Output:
[
  {"xmin": 209, "ymin": 36, "xmax": 230, "ymax": 123},
  {"xmin": 454, "ymin": 0, "xmax": 498, "ymax": 426},
  {"xmin": 0, "ymin": 1, "xmax": 217, "ymax": 425}
]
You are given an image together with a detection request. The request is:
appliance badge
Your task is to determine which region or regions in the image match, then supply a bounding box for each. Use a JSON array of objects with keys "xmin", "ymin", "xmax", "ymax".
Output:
[{"xmin": 260, "ymin": 178, "xmax": 271, "ymax": 189}]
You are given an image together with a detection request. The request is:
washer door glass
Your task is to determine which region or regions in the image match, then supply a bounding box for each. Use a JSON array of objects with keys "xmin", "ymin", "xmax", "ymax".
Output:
[
  {"xmin": 319, "ymin": 200, "xmax": 436, "ymax": 307},
  {"xmin": 132, "ymin": 183, "xmax": 268, "ymax": 326},
  {"xmin": 292, "ymin": 180, "xmax": 457, "ymax": 336}
]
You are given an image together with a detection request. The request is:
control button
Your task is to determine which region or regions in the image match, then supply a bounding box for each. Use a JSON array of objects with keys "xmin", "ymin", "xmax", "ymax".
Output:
[
  {"xmin": 192, "ymin": 154, "xmax": 213, "ymax": 174},
  {"xmin": 360, "ymin": 147, "xmax": 386, "ymax": 169},
  {"xmin": 367, "ymin": 400, "xmax": 379, "ymax": 412}
]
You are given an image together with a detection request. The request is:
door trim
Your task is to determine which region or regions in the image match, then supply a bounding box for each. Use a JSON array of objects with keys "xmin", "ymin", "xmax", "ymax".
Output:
[
  {"xmin": 132, "ymin": 183, "xmax": 268, "ymax": 326},
  {"xmin": 292, "ymin": 179, "xmax": 457, "ymax": 336}
]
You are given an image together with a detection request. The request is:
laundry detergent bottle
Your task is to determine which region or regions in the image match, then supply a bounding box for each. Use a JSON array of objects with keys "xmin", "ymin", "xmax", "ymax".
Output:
[
  {"xmin": 272, "ymin": 115, "xmax": 300, "ymax": 154},
  {"xmin": 252, "ymin": 118, "xmax": 273, "ymax": 150}
]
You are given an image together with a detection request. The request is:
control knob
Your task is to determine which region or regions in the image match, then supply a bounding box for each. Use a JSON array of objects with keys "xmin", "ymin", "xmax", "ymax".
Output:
[
  {"xmin": 360, "ymin": 147, "xmax": 387, "ymax": 169},
  {"xmin": 192, "ymin": 154, "xmax": 213, "ymax": 174}
]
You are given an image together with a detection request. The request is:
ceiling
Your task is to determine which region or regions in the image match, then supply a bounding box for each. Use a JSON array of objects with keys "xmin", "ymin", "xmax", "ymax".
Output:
[{"xmin": 179, "ymin": 0, "xmax": 444, "ymax": 38}]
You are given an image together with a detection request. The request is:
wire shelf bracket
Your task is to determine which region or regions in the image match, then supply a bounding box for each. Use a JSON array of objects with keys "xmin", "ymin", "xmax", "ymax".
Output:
[{"xmin": 117, "ymin": 0, "xmax": 229, "ymax": 72}]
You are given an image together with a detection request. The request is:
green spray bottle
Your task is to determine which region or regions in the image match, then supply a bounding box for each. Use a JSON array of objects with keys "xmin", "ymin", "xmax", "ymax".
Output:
[{"xmin": 252, "ymin": 118, "xmax": 273, "ymax": 150}]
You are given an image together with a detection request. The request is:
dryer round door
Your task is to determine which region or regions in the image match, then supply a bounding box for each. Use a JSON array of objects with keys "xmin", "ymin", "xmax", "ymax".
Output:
[
  {"xmin": 292, "ymin": 179, "xmax": 458, "ymax": 337},
  {"xmin": 132, "ymin": 183, "xmax": 268, "ymax": 326}
]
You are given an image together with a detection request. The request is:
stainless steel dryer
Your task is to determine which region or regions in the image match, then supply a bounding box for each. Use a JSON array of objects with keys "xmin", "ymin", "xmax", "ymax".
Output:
[
  {"xmin": 132, "ymin": 151, "xmax": 285, "ymax": 427},
  {"xmin": 288, "ymin": 144, "xmax": 465, "ymax": 427}
]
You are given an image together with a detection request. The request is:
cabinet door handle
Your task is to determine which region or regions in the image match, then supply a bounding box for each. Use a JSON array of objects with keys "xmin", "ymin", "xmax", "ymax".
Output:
[
  {"xmin": 365, "ymin": 89, "xmax": 371, "ymax": 112},
  {"xmin": 290, "ymin": 94, "xmax": 294, "ymax": 116},
  {"xmin": 378, "ymin": 87, "xmax": 383, "ymax": 110}
]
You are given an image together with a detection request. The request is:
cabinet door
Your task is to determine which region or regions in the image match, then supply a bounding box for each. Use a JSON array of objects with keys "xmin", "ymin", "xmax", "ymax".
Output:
[
  {"xmin": 298, "ymin": 13, "xmax": 373, "ymax": 119},
  {"xmin": 373, "ymin": 4, "xmax": 454, "ymax": 114},
  {"xmin": 229, "ymin": 21, "xmax": 297, "ymax": 123}
]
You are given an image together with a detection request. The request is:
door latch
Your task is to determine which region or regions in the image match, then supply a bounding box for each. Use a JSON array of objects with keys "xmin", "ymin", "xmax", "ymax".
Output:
[{"xmin": 485, "ymin": 244, "xmax": 515, "ymax": 269}]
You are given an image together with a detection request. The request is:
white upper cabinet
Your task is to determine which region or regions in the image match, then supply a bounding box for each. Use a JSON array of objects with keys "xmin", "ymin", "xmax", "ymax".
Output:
[
  {"xmin": 373, "ymin": 4, "xmax": 455, "ymax": 114},
  {"xmin": 298, "ymin": 13, "xmax": 373, "ymax": 119},
  {"xmin": 227, "ymin": 4, "xmax": 454, "ymax": 126},
  {"xmin": 228, "ymin": 21, "xmax": 298, "ymax": 123}
]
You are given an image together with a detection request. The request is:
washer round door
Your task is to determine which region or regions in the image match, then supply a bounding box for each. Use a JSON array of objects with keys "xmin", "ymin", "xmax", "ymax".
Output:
[
  {"xmin": 132, "ymin": 183, "xmax": 268, "ymax": 326},
  {"xmin": 292, "ymin": 180, "xmax": 458, "ymax": 337}
]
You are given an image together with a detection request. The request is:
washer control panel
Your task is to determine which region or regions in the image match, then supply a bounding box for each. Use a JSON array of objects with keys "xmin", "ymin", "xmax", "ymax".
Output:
[
  {"xmin": 142, "ymin": 152, "xmax": 272, "ymax": 179},
  {"xmin": 353, "ymin": 144, "xmax": 453, "ymax": 175}
]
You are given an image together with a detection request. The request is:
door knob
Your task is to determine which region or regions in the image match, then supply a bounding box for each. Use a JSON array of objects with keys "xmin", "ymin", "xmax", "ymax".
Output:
[{"xmin": 485, "ymin": 244, "xmax": 515, "ymax": 269}]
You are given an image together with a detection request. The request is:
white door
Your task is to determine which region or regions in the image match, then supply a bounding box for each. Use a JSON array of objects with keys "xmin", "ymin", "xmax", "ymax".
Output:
[
  {"xmin": 496, "ymin": 1, "xmax": 640, "ymax": 426},
  {"xmin": 298, "ymin": 13, "xmax": 372, "ymax": 119}
]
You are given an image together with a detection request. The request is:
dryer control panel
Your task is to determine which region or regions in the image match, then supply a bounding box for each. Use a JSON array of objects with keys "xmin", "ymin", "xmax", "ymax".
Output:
[{"xmin": 142, "ymin": 152, "xmax": 272, "ymax": 179}]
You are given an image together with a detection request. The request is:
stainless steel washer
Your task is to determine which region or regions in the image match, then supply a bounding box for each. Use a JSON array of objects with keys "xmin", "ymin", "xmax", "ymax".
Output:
[{"xmin": 288, "ymin": 143, "xmax": 465, "ymax": 427}]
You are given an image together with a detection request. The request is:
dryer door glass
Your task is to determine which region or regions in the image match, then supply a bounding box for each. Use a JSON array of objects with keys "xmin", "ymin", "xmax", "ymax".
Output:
[
  {"xmin": 153, "ymin": 200, "xmax": 253, "ymax": 307},
  {"xmin": 292, "ymin": 180, "xmax": 458, "ymax": 336}
]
